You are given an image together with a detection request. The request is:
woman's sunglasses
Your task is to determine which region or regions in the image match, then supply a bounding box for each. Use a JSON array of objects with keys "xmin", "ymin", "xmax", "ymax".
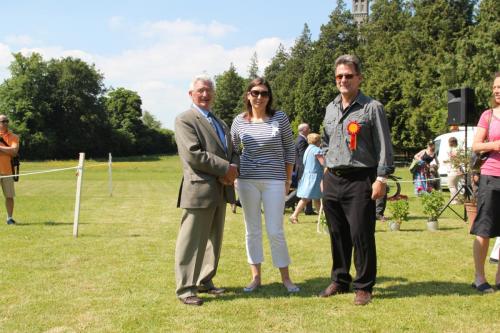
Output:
[{"xmin": 249, "ymin": 90, "xmax": 270, "ymax": 98}]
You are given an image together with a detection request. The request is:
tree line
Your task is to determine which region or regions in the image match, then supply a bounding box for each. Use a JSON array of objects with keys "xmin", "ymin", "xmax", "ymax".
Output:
[
  {"xmin": 0, "ymin": 0, "xmax": 497, "ymax": 159},
  {"xmin": 0, "ymin": 53, "xmax": 176, "ymax": 159},
  {"xmin": 212, "ymin": 0, "xmax": 499, "ymax": 154}
]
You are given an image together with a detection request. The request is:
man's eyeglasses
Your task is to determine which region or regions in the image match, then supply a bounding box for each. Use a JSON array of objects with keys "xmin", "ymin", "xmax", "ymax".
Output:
[
  {"xmin": 335, "ymin": 74, "xmax": 355, "ymax": 81},
  {"xmin": 0, "ymin": 120, "xmax": 9, "ymax": 124},
  {"xmin": 249, "ymin": 90, "xmax": 270, "ymax": 98}
]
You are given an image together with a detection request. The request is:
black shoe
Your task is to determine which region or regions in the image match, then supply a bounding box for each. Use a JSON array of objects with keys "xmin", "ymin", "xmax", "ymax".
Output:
[
  {"xmin": 318, "ymin": 282, "xmax": 349, "ymax": 297},
  {"xmin": 305, "ymin": 211, "xmax": 317, "ymax": 216},
  {"xmin": 198, "ymin": 286, "xmax": 226, "ymax": 295},
  {"xmin": 6, "ymin": 218, "xmax": 16, "ymax": 225},
  {"xmin": 180, "ymin": 296, "xmax": 203, "ymax": 306}
]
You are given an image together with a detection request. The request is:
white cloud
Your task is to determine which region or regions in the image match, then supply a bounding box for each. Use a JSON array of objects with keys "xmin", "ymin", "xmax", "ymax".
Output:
[
  {"xmin": 0, "ymin": 43, "xmax": 13, "ymax": 81},
  {"xmin": 4, "ymin": 34, "xmax": 34, "ymax": 46},
  {"xmin": 0, "ymin": 19, "xmax": 293, "ymax": 130},
  {"xmin": 141, "ymin": 19, "xmax": 237, "ymax": 39},
  {"xmin": 108, "ymin": 16, "xmax": 125, "ymax": 30}
]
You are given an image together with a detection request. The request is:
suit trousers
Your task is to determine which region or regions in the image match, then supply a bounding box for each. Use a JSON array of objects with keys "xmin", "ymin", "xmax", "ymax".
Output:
[
  {"xmin": 237, "ymin": 179, "xmax": 291, "ymax": 268},
  {"xmin": 322, "ymin": 168, "xmax": 377, "ymax": 292},
  {"xmin": 175, "ymin": 201, "xmax": 226, "ymax": 298}
]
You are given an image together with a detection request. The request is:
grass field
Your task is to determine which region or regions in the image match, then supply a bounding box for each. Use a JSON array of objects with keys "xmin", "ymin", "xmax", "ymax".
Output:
[{"xmin": 1, "ymin": 155, "xmax": 499, "ymax": 332}]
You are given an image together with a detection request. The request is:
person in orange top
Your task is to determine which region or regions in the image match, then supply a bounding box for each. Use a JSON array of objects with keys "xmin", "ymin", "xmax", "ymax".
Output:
[{"xmin": 0, "ymin": 115, "xmax": 19, "ymax": 225}]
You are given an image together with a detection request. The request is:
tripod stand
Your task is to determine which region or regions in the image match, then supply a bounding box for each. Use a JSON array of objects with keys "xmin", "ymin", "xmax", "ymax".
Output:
[
  {"xmin": 436, "ymin": 171, "xmax": 472, "ymax": 221},
  {"xmin": 436, "ymin": 120, "xmax": 474, "ymax": 221}
]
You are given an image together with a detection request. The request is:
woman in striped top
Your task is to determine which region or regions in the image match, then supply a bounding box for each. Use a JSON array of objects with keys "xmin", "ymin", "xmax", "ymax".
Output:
[{"xmin": 231, "ymin": 77, "xmax": 299, "ymax": 293}]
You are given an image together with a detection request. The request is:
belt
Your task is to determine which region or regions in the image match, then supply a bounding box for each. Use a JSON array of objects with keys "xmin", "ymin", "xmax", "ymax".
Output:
[{"xmin": 328, "ymin": 167, "xmax": 372, "ymax": 177}]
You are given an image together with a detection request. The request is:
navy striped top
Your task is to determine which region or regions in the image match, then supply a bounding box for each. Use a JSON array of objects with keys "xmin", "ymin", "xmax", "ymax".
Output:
[{"xmin": 231, "ymin": 111, "xmax": 295, "ymax": 181}]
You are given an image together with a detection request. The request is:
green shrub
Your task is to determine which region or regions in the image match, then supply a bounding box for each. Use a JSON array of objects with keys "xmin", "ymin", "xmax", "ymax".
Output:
[
  {"xmin": 388, "ymin": 198, "xmax": 410, "ymax": 224},
  {"xmin": 421, "ymin": 190, "xmax": 445, "ymax": 220}
]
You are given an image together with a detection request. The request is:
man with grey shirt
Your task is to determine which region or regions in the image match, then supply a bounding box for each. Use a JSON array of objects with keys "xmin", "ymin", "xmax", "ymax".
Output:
[
  {"xmin": 174, "ymin": 75, "xmax": 239, "ymax": 306},
  {"xmin": 319, "ymin": 55, "xmax": 394, "ymax": 305}
]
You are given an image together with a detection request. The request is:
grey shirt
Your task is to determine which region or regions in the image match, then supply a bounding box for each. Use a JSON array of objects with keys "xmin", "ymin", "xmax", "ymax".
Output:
[{"xmin": 322, "ymin": 91, "xmax": 395, "ymax": 177}]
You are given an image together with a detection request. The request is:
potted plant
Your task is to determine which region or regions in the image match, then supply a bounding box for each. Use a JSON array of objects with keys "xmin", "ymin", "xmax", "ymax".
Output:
[
  {"xmin": 421, "ymin": 189, "xmax": 445, "ymax": 231},
  {"xmin": 450, "ymin": 147, "xmax": 480, "ymax": 225},
  {"xmin": 387, "ymin": 195, "xmax": 410, "ymax": 231}
]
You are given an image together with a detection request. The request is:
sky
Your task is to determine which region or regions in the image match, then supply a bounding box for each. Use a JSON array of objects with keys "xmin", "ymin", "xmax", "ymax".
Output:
[{"xmin": 0, "ymin": 1, "xmax": 347, "ymax": 130}]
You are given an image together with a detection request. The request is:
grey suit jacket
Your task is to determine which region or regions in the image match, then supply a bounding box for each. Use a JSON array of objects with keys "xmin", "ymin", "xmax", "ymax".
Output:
[{"xmin": 175, "ymin": 108, "xmax": 239, "ymax": 208}]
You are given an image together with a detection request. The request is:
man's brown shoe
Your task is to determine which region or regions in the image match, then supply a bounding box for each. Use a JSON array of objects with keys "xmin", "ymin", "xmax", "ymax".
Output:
[
  {"xmin": 318, "ymin": 282, "xmax": 349, "ymax": 297},
  {"xmin": 354, "ymin": 290, "xmax": 372, "ymax": 305},
  {"xmin": 198, "ymin": 286, "xmax": 226, "ymax": 295},
  {"xmin": 180, "ymin": 296, "xmax": 203, "ymax": 306}
]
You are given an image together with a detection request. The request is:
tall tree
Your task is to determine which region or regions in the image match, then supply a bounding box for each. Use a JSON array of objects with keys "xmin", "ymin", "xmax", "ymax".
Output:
[
  {"xmin": 105, "ymin": 87, "xmax": 145, "ymax": 155},
  {"xmin": 294, "ymin": 1, "xmax": 358, "ymax": 131},
  {"xmin": 456, "ymin": 0, "xmax": 500, "ymax": 118},
  {"xmin": 142, "ymin": 111, "xmax": 162, "ymax": 130},
  {"xmin": 277, "ymin": 23, "xmax": 313, "ymax": 124},
  {"xmin": 212, "ymin": 63, "xmax": 246, "ymax": 126},
  {"xmin": 247, "ymin": 52, "xmax": 259, "ymax": 80},
  {"xmin": 359, "ymin": 0, "xmax": 414, "ymax": 151}
]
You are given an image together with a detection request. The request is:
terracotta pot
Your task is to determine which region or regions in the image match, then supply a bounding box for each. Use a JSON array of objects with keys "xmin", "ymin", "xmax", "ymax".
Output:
[{"xmin": 464, "ymin": 202, "xmax": 477, "ymax": 229}]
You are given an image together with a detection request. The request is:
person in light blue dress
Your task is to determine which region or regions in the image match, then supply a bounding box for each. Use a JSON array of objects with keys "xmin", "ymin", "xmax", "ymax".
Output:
[{"xmin": 289, "ymin": 133, "xmax": 324, "ymax": 223}]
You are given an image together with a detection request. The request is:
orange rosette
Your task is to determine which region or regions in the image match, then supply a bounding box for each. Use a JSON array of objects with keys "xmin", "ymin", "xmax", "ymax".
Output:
[{"xmin": 347, "ymin": 121, "xmax": 361, "ymax": 151}]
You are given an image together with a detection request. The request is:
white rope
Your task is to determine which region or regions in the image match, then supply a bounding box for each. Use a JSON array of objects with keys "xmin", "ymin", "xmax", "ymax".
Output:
[
  {"xmin": 0, "ymin": 162, "xmax": 109, "ymax": 179},
  {"xmin": 0, "ymin": 166, "xmax": 79, "ymax": 179},
  {"xmin": 392, "ymin": 177, "xmax": 442, "ymax": 184}
]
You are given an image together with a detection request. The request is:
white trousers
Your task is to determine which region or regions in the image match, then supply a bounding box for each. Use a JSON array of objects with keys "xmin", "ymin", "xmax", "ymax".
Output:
[
  {"xmin": 237, "ymin": 179, "xmax": 291, "ymax": 268},
  {"xmin": 490, "ymin": 237, "xmax": 500, "ymax": 261}
]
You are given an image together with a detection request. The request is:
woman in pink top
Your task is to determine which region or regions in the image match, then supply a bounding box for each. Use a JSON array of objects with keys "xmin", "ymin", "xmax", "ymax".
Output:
[{"xmin": 470, "ymin": 72, "xmax": 500, "ymax": 293}]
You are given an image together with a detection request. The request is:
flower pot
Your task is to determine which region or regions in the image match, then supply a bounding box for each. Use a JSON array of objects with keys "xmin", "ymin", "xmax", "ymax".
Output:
[
  {"xmin": 389, "ymin": 221, "xmax": 400, "ymax": 231},
  {"xmin": 427, "ymin": 219, "xmax": 438, "ymax": 231},
  {"xmin": 464, "ymin": 202, "xmax": 477, "ymax": 230}
]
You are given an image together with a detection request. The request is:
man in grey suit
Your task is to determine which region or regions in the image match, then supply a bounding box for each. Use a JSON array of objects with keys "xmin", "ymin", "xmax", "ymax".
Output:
[{"xmin": 174, "ymin": 74, "xmax": 239, "ymax": 306}]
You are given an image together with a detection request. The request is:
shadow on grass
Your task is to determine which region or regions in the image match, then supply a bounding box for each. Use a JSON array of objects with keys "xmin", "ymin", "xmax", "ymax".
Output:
[
  {"xmin": 202, "ymin": 276, "xmax": 479, "ymax": 303},
  {"xmin": 375, "ymin": 279, "xmax": 478, "ymax": 298},
  {"xmin": 15, "ymin": 221, "xmax": 85, "ymax": 226},
  {"xmin": 111, "ymin": 154, "xmax": 165, "ymax": 162}
]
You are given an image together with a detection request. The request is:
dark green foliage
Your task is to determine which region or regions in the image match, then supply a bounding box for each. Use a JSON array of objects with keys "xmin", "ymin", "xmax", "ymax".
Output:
[
  {"xmin": 212, "ymin": 63, "xmax": 246, "ymax": 126},
  {"xmin": 0, "ymin": 53, "xmax": 176, "ymax": 159},
  {"xmin": 248, "ymin": 0, "xmax": 497, "ymax": 155}
]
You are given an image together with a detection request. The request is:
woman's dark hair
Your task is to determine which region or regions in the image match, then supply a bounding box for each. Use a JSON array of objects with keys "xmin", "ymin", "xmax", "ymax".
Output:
[
  {"xmin": 243, "ymin": 77, "xmax": 275, "ymax": 119},
  {"xmin": 491, "ymin": 72, "xmax": 500, "ymax": 108}
]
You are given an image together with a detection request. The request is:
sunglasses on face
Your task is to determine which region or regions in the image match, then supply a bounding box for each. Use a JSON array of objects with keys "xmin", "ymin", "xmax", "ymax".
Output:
[
  {"xmin": 335, "ymin": 74, "xmax": 355, "ymax": 81},
  {"xmin": 0, "ymin": 120, "xmax": 9, "ymax": 124},
  {"xmin": 249, "ymin": 90, "xmax": 270, "ymax": 98}
]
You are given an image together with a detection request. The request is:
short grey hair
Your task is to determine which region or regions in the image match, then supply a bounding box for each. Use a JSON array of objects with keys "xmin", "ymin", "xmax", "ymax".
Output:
[
  {"xmin": 298, "ymin": 123, "xmax": 309, "ymax": 133},
  {"xmin": 189, "ymin": 74, "xmax": 214, "ymax": 92},
  {"xmin": 335, "ymin": 54, "xmax": 362, "ymax": 75}
]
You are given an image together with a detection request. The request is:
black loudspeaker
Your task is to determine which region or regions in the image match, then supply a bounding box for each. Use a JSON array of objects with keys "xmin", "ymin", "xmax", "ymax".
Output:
[{"xmin": 447, "ymin": 87, "xmax": 475, "ymax": 125}]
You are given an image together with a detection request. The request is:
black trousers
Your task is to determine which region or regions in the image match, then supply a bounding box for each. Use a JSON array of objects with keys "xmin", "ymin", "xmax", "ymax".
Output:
[{"xmin": 323, "ymin": 168, "xmax": 377, "ymax": 292}]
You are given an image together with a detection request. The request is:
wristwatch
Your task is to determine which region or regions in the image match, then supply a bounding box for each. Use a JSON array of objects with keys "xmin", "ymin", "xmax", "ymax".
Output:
[{"xmin": 376, "ymin": 176, "xmax": 388, "ymax": 184}]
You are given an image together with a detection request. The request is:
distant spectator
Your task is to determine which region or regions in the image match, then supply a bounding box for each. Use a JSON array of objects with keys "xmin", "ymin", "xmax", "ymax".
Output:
[
  {"xmin": 412, "ymin": 141, "xmax": 439, "ymax": 195},
  {"xmin": 0, "ymin": 115, "xmax": 19, "ymax": 225},
  {"xmin": 289, "ymin": 133, "xmax": 324, "ymax": 224},
  {"xmin": 444, "ymin": 136, "xmax": 462, "ymax": 204}
]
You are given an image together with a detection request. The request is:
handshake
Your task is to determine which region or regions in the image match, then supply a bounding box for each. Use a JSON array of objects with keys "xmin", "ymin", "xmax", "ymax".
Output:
[{"xmin": 218, "ymin": 164, "xmax": 238, "ymax": 186}]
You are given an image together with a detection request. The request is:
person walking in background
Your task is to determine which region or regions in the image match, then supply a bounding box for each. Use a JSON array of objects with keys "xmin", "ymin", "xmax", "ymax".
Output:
[
  {"xmin": 231, "ymin": 77, "xmax": 299, "ymax": 293},
  {"xmin": 470, "ymin": 72, "xmax": 500, "ymax": 293},
  {"xmin": 289, "ymin": 133, "xmax": 324, "ymax": 224},
  {"xmin": 294, "ymin": 123, "xmax": 315, "ymax": 215},
  {"xmin": 412, "ymin": 141, "xmax": 439, "ymax": 195},
  {"xmin": 174, "ymin": 75, "xmax": 239, "ymax": 306},
  {"xmin": 0, "ymin": 115, "xmax": 19, "ymax": 225},
  {"xmin": 319, "ymin": 55, "xmax": 394, "ymax": 305},
  {"xmin": 445, "ymin": 136, "xmax": 462, "ymax": 204}
]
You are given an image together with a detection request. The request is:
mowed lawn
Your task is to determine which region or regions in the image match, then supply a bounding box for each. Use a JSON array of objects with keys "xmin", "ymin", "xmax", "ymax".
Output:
[{"xmin": 1, "ymin": 155, "xmax": 499, "ymax": 332}]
